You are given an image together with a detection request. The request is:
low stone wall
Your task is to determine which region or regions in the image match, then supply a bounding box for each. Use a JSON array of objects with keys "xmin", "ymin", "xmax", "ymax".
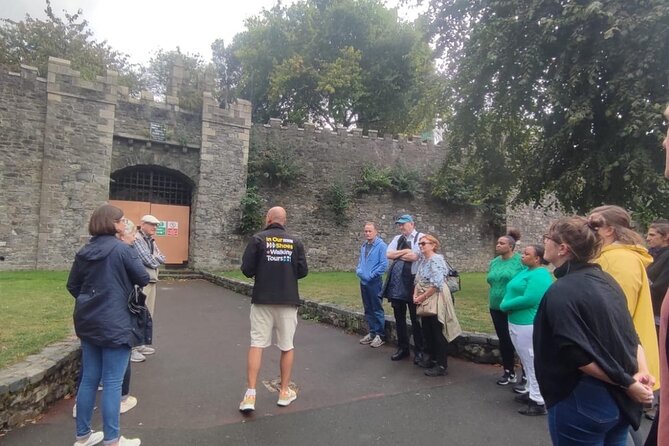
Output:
[
  {"xmin": 201, "ymin": 272, "xmax": 502, "ymax": 364},
  {"xmin": 0, "ymin": 337, "xmax": 80, "ymax": 431},
  {"xmin": 0, "ymin": 274, "xmax": 501, "ymax": 432}
]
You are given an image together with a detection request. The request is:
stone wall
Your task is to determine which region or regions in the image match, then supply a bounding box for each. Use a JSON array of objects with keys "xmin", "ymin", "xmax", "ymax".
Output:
[
  {"xmin": 251, "ymin": 121, "xmax": 496, "ymax": 272},
  {"xmin": 506, "ymin": 196, "xmax": 567, "ymax": 248},
  {"xmin": 0, "ymin": 65, "xmax": 46, "ymax": 269},
  {"xmin": 3, "ymin": 57, "xmax": 568, "ymax": 273},
  {"xmin": 0, "ymin": 337, "xmax": 79, "ymax": 431}
]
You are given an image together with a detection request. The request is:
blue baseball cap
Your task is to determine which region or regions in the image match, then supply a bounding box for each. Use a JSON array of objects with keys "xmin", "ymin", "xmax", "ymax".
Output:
[{"xmin": 395, "ymin": 214, "xmax": 414, "ymax": 224}]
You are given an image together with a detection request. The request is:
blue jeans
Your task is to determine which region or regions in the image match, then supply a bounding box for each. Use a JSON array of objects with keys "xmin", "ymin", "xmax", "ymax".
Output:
[
  {"xmin": 76, "ymin": 340, "xmax": 131, "ymax": 444},
  {"xmin": 361, "ymin": 277, "xmax": 385, "ymax": 337},
  {"xmin": 548, "ymin": 376, "xmax": 629, "ymax": 446}
]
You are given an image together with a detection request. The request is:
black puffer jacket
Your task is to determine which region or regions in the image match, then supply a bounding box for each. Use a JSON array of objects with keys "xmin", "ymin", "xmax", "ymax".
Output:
[
  {"xmin": 241, "ymin": 223, "xmax": 308, "ymax": 305},
  {"xmin": 67, "ymin": 235, "xmax": 150, "ymax": 348}
]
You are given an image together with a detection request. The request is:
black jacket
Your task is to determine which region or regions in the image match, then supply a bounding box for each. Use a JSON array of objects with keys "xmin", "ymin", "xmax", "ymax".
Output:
[
  {"xmin": 648, "ymin": 246, "xmax": 669, "ymax": 317},
  {"xmin": 67, "ymin": 235, "xmax": 150, "ymax": 348},
  {"xmin": 533, "ymin": 262, "xmax": 642, "ymax": 429},
  {"xmin": 241, "ymin": 223, "xmax": 308, "ymax": 305}
]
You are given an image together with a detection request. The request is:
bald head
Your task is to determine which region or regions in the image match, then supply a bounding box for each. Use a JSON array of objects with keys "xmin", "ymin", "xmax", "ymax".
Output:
[{"xmin": 266, "ymin": 206, "xmax": 287, "ymax": 226}]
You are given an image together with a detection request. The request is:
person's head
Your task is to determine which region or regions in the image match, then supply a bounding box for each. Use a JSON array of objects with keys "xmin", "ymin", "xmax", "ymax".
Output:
[
  {"xmin": 543, "ymin": 216, "xmax": 602, "ymax": 267},
  {"xmin": 395, "ymin": 214, "xmax": 415, "ymax": 236},
  {"xmin": 140, "ymin": 214, "xmax": 160, "ymax": 237},
  {"xmin": 363, "ymin": 222, "xmax": 378, "ymax": 242},
  {"xmin": 89, "ymin": 204, "xmax": 124, "ymax": 236},
  {"xmin": 587, "ymin": 205, "xmax": 645, "ymax": 246},
  {"xmin": 266, "ymin": 206, "xmax": 287, "ymax": 226},
  {"xmin": 647, "ymin": 220, "xmax": 669, "ymax": 249},
  {"xmin": 118, "ymin": 218, "xmax": 137, "ymax": 245},
  {"xmin": 418, "ymin": 234, "xmax": 440, "ymax": 256},
  {"xmin": 495, "ymin": 228, "xmax": 521, "ymax": 257},
  {"xmin": 521, "ymin": 244, "xmax": 547, "ymax": 268}
]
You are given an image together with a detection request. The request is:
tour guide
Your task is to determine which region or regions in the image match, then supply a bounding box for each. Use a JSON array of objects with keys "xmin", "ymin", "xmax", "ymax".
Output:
[{"xmin": 238, "ymin": 206, "xmax": 308, "ymax": 413}]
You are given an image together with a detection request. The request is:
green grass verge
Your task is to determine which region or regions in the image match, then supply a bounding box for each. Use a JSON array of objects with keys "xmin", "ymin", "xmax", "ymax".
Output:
[
  {"xmin": 219, "ymin": 271, "xmax": 493, "ymax": 334},
  {"xmin": 0, "ymin": 271, "xmax": 74, "ymax": 368}
]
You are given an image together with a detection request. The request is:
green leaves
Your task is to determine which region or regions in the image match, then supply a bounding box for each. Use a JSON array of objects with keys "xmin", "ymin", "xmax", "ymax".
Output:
[
  {"xmin": 427, "ymin": 0, "xmax": 669, "ymax": 219},
  {"xmin": 218, "ymin": 0, "xmax": 441, "ymax": 134}
]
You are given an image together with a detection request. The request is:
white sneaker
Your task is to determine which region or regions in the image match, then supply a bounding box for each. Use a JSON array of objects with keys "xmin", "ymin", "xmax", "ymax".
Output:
[
  {"xmin": 239, "ymin": 394, "xmax": 256, "ymax": 412},
  {"xmin": 277, "ymin": 388, "xmax": 297, "ymax": 407},
  {"xmin": 120, "ymin": 395, "xmax": 138, "ymax": 414},
  {"xmin": 136, "ymin": 345, "xmax": 155, "ymax": 355},
  {"xmin": 74, "ymin": 430, "xmax": 103, "ymax": 446},
  {"xmin": 118, "ymin": 436, "xmax": 141, "ymax": 446},
  {"xmin": 130, "ymin": 349, "xmax": 146, "ymax": 363},
  {"xmin": 359, "ymin": 333, "xmax": 373, "ymax": 344},
  {"xmin": 370, "ymin": 335, "xmax": 385, "ymax": 348}
]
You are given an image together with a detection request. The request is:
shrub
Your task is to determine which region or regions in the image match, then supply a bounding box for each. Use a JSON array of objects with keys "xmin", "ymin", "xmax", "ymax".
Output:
[{"xmin": 238, "ymin": 187, "xmax": 263, "ymax": 235}]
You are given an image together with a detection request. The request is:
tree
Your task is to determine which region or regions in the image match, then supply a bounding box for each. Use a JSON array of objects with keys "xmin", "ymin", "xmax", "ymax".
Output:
[
  {"xmin": 426, "ymin": 0, "xmax": 669, "ymax": 221},
  {"xmin": 0, "ymin": 0, "xmax": 143, "ymax": 92},
  {"xmin": 215, "ymin": 0, "xmax": 443, "ymax": 134},
  {"xmin": 144, "ymin": 48, "xmax": 210, "ymax": 111}
]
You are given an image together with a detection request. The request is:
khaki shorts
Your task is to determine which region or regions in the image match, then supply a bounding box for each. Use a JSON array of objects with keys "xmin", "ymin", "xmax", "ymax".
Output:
[{"xmin": 250, "ymin": 304, "xmax": 298, "ymax": 351}]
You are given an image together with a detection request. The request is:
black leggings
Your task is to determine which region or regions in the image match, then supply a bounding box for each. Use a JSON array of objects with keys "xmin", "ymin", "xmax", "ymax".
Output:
[
  {"xmin": 391, "ymin": 300, "xmax": 424, "ymax": 353},
  {"xmin": 490, "ymin": 309, "xmax": 516, "ymax": 372},
  {"xmin": 421, "ymin": 315, "xmax": 449, "ymax": 368}
]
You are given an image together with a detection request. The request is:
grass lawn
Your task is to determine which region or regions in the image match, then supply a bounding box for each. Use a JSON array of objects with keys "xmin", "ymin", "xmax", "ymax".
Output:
[
  {"xmin": 219, "ymin": 271, "xmax": 494, "ymax": 334},
  {"xmin": 0, "ymin": 271, "xmax": 74, "ymax": 368}
]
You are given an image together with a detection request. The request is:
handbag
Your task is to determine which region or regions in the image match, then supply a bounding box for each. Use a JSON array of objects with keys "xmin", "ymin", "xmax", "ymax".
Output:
[
  {"xmin": 128, "ymin": 285, "xmax": 153, "ymax": 347},
  {"xmin": 444, "ymin": 260, "xmax": 460, "ymax": 294},
  {"xmin": 416, "ymin": 294, "xmax": 438, "ymax": 317}
]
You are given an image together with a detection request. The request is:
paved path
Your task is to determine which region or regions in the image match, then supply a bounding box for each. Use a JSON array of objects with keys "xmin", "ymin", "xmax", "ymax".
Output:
[{"xmin": 2, "ymin": 279, "xmax": 617, "ymax": 445}]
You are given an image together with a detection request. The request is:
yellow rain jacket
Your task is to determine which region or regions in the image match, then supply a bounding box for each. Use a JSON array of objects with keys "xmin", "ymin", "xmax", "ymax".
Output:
[{"xmin": 595, "ymin": 243, "xmax": 660, "ymax": 390}]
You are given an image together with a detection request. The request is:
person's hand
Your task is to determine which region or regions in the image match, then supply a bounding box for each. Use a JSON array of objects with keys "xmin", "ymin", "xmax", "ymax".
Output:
[
  {"xmin": 633, "ymin": 371, "xmax": 656, "ymax": 389},
  {"xmin": 413, "ymin": 294, "xmax": 422, "ymax": 304},
  {"xmin": 625, "ymin": 380, "xmax": 654, "ymax": 404}
]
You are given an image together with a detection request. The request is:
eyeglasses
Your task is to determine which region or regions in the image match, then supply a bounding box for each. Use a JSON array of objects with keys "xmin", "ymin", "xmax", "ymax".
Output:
[
  {"xmin": 418, "ymin": 242, "xmax": 433, "ymax": 246},
  {"xmin": 542, "ymin": 234, "xmax": 559, "ymax": 244}
]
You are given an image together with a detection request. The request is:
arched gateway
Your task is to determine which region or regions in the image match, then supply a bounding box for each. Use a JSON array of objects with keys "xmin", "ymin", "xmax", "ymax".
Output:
[{"xmin": 109, "ymin": 166, "xmax": 193, "ymax": 266}]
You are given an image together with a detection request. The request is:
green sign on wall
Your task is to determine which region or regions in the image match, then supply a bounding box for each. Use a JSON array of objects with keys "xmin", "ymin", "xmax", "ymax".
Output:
[{"xmin": 156, "ymin": 221, "xmax": 166, "ymax": 236}]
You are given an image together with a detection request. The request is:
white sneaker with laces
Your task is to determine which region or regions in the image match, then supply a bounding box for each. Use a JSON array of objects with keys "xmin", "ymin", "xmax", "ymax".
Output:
[
  {"xmin": 120, "ymin": 395, "xmax": 138, "ymax": 413},
  {"xmin": 136, "ymin": 345, "xmax": 155, "ymax": 355},
  {"xmin": 359, "ymin": 333, "xmax": 373, "ymax": 344},
  {"xmin": 370, "ymin": 335, "xmax": 385, "ymax": 348},
  {"xmin": 277, "ymin": 388, "xmax": 297, "ymax": 407},
  {"xmin": 73, "ymin": 430, "xmax": 103, "ymax": 446},
  {"xmin": 130, "ymin": 349, "xmax": 146, "ymax": 363}
]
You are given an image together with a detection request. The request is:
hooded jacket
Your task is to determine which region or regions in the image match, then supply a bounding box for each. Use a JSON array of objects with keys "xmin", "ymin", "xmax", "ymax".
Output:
[
  {"xmin": 241, "ymin": 223, "xmax": 308, "ymax": 305},
  {"xmin": 356, "ymin": 236, "xmax": 388, "ymax": 285},
  {"xmin": 594, "ymin": 243, "xmax": 660, "ymax": 390},
  {"xmin": 67, "ymin": 235, "xmax": 150, "ymax": 348}
]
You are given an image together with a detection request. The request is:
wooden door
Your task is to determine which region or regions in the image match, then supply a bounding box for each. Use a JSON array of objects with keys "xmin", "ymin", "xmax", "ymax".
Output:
[{"xmin": 109, "ymin": 200, "xmax": 189, "ymax": 265}]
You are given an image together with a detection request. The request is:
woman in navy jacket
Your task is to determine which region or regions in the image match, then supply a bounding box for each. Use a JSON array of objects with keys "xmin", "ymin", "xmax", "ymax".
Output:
[{"xmin": 67, "ymin": 205, "xmax": 149, "ymax": 446}]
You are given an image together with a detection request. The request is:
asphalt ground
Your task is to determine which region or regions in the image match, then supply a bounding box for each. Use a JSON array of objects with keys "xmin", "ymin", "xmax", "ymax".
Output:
[{"xmin": 2, "ymin": 280, "xmax": 651, "ymax": 445}]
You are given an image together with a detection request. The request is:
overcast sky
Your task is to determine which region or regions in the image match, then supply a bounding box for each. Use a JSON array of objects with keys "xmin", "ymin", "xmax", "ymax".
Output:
[{"xmin": 3, "ymin": 0, "xmax": 423, "ymax": 64}]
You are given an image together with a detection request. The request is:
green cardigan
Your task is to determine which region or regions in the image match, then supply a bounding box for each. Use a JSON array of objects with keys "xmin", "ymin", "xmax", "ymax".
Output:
[
  {"xmin": 500, "ymin": 267, "xmax": 553, "ymax": 325},
  {"xmin": 486, "ymin": 253, "xmax": 524, "ymax": 310}
]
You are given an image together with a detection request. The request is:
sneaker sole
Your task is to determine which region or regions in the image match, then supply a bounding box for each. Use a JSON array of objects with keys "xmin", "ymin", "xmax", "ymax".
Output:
[
  {"xmin": 370, "ymin": 342, "xmax": 385, "ymax": 348},
  {"xmin": 239, "ymin": 405, "xmax": 255, "ymax": 412}
]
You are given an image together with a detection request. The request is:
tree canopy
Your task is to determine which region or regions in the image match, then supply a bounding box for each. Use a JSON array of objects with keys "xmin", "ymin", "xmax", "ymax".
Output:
[
  {"xmin": 216, "ymin": 0, "xmax": 442, "ymax": 134},
  {"xmin": 0, "ymin": 0, "xmax": 142, "ymax": 90},
  {"xmin": 426, "ymin": 0, "xmax": 669, "ymax": 221}
]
